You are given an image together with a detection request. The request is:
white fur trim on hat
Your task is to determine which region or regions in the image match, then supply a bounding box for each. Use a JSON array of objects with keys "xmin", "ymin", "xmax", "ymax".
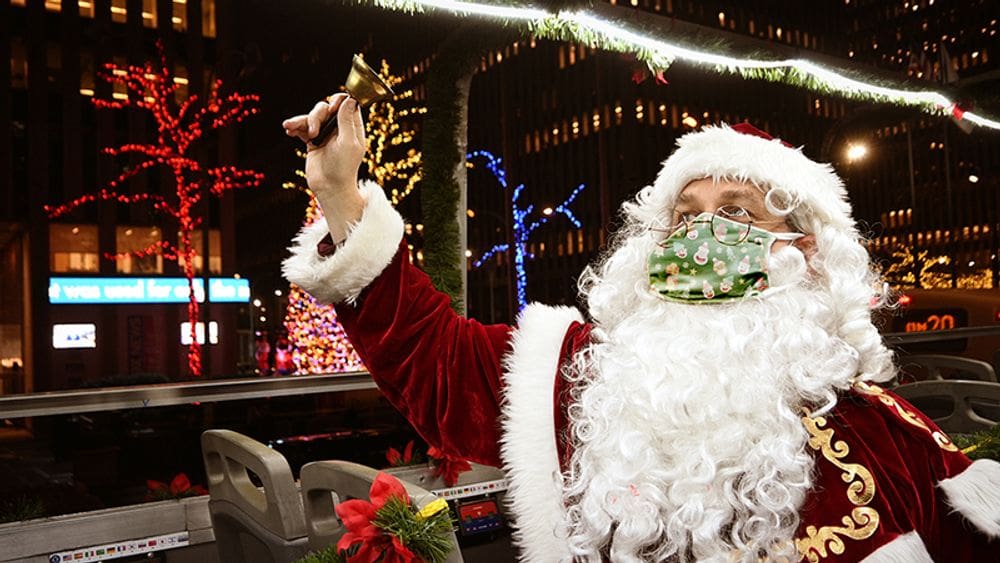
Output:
[
  {"xmin": 858, "ymin": 531, "xmax": 933, "ymax": 563},
  {"xmin": 646, "ymin": 124, "xmax": 855, "ymax": 233},
  {"xmin": 281, "ymin": 179, "xmax": 405, "ymax": 305},
  {"xmin": 500, "ymin": 304, "xmax": 585, "ymax": 563},
  {"xmin": 938, "ymin": 458, "xmax": 1000, "ymax": 537}
]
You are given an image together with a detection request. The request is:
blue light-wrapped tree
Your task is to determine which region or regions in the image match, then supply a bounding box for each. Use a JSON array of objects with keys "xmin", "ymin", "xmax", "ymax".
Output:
[{"xmin": 467, "ymin": 149, "xmax": 587, "ymax": 312}]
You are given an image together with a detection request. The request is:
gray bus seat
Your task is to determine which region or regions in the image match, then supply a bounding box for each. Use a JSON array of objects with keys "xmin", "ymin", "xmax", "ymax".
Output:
[
  {"xmin": 300, "ymin": 460, "xmax": 463, "ymax": 562},
  {"xmin": 893, "ymin": 380, "xmax": 1000, "ymax": 434},
  {"xmin": 201, "ymin": 429, "xmax": 309, "ymax": 563},
  {"xmin": 897, "ymin": 354, "xmax": 997, "ymax": 383}
]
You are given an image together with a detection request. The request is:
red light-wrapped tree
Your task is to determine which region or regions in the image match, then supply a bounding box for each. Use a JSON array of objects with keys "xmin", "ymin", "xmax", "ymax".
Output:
[{"xmin": 45, "ymin": 46, "xmax": 263, "ymax": 377}]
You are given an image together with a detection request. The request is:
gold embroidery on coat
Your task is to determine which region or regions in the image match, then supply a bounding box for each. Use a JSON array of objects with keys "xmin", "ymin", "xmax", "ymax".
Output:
[
  {"xmin": 795, "ymin": 508, "xmax": 880, "ymax": 562},
  {"xmin": 794, "ymin": 410, "xmax": 880, "ymax": 562},
  {"xmin": 852, "ymin": 381, "xmax": 959, "ymax": 452}
]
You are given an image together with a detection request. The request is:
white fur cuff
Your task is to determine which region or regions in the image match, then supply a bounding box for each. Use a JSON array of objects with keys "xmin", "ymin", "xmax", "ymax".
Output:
[
  {"xmin": 939, "ymin": 458, "xmax": 1000, "ymax": 537},
  {"xmin": 282, "ymin": 180, "xmax": 405, "ymax": 305},
  {"xmin": 859, "ymin": 531, "xmax": 932, "ymax": 563},
  {"xmin": 500, "ymin": 304, "xmax": 585, "ymax": 563}
]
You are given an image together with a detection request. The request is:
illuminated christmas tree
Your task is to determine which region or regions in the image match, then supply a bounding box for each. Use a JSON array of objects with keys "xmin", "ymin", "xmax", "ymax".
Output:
[
  {"xmin": 283, "ymin": 190, "xmax": 366, "ymax": 374},
  {"xmin": 46, "ymin": 45, "xmax": 263, "ymax": 377},
  {"xmin": 362, "ymin": 60, "xmax": 425, "ymax": 205},
  {"xmin": 282, "ymin": 60, "xmax": 421, "ymax": 374}
]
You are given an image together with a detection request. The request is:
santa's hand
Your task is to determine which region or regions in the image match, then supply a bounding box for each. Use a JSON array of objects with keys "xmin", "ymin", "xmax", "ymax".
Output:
[
  {"xmin": 282, "ymin": 93, "xmax": 367, "ymax": 196},
  {"xmin": 282, "ymin": 93, "xmax": 367, "ymax": 244}
]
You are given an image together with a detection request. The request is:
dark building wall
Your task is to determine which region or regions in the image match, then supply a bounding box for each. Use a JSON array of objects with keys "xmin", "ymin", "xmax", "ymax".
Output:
[
  {"xmin": 5, "ymin": 1, "xmax": 998, "ymax": 382},
  {"xmin": 462, "ymin": 2, "xmax": 1000, "ymax": 322},
  {"xmin": 464, "ymin": 40, "xmax": 860, "ymax": 321},
  {"xmin": 3, "ymin": 0, "xmax": 245, "ymax": 389}
]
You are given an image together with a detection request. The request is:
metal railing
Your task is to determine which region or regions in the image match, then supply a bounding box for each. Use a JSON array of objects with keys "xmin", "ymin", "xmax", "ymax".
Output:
[
  {"xmin": 882, "ymin": 325, "xmax": 1000, "ymax": 346},
  {"xmin": 0, "ymin": 372, "xmax": 376, "ymax": 418},
  {"xmin": 3, "ymin": 326, "xmax": 1000, "ymax": 420}
]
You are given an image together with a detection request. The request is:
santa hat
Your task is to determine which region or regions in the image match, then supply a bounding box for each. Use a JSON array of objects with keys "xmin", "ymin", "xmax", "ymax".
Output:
[{"xmin": 649, "ymin": 123, "xmax": 855, "ymax": 234}]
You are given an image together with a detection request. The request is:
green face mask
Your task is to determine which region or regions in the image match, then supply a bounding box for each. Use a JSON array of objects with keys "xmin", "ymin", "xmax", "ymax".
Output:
[{"xmin": 648, "ymin": 212, "xmax": 804, "ymax": 303}]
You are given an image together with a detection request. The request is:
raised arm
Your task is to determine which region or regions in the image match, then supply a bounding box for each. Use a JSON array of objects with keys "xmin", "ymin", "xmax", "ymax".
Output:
[{"xmin": 281, "ymin": 96, "xmax": 511, "ymax": 467}]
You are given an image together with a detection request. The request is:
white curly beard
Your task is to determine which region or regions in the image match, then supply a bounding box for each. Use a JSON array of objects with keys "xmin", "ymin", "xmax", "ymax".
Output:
[{"xmin": 562, "ymin": 246, "xmax": 863, "ymax": 562}]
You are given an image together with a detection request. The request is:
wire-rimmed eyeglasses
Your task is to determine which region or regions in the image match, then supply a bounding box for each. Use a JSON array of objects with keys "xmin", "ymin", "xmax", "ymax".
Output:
[{"xmin": 650, "ymin": 205, "xmax": 792, "ymax": 246}]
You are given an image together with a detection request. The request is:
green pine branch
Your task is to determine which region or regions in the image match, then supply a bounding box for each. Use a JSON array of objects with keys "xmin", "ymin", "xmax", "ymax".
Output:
[{"xmin": 953, "ymin": 425, "xmax": 1000, "ymax": 462}]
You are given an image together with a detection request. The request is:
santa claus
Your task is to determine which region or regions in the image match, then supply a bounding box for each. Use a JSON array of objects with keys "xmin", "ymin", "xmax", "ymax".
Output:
[{"xmin": 282, "ymin": 94, "xmax": 1000, "ymax": 562}]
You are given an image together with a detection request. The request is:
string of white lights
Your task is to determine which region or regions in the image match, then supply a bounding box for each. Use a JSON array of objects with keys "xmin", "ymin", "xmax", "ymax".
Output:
[
  {"xmin": 372, "ymin": 0, "xmax": 548, "ymax": 20},
  {"xmin": 368, "ymin": 0, "xmax": 1000, "ymax": 131}
]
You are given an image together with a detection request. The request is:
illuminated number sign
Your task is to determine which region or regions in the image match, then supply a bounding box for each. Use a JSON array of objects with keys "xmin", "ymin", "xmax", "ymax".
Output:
[
  {"xmin": 48, "ymin": 277, "xmax": 250, "ymax": 304},
  {"xmin": 891, "ymin": 308, "xmax": 968, "ymax": 353},
  {"xmin": 893, "ymin": 308, "xmax": 967, "ymax": 333}
]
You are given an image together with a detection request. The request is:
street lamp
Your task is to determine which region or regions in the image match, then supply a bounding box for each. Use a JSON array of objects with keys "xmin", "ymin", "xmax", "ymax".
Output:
[{"xmin": 846, "ymin": 143, "xmax": 868, "ymax": 162}]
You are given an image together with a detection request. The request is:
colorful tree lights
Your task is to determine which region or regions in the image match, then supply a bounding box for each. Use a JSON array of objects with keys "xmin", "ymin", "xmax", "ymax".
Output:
[
  {"xmin": 282, "ymin": 60, "xmax": 421, "ymax": 374},
  {"xmin": 282, "ymin": 192, "xmax": 367, "ymax": 375},
  {"xmin": 363, "ymin": 60, "xmax": 425, "ymax": 205},
  {"xmin": 45, "ymin": 45, "xmax": 263, "ymax": 377}
]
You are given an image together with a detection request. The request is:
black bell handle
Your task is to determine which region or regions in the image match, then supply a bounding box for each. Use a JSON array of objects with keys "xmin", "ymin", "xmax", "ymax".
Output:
[{"xmin": 310, "ymin": 112, "xmax": 341, "ymax": 147}]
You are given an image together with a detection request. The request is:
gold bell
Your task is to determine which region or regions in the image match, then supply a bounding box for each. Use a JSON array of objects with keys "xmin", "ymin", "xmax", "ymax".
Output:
[
  {"xmin": 344, "ymin": 54, "xmax": 395, "ymax": 107},
  {"xmin": 311, "ymin": 54, "xmax": 395, "ymax": 146}
]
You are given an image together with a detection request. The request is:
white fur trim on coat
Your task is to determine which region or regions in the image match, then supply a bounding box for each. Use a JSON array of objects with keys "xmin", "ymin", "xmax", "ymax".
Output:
[
  {"xmin": 500, "ymin": 304, "xmax": 586, "ymax": 563},
  {"xmin": 939, "ymin": 458, "xmax": 1000, "ymax": 537},
  {"xmin": 282, "ymin": 180, "xmax": 405, "ymax": 305},
  {"xmin": 647, "ymin": 124, "xmax": 855, "ymax": 234},
  {"xmin": 859, "ymin": 531, "xmax": 933, "ymax": 563}
]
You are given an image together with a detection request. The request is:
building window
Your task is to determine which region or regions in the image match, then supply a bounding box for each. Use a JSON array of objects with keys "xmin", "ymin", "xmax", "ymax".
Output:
[
  {"xmin": 202, "ymin": 0, "xmax": 216, "ymax": 37},
  {"xmin": 112, "ymin": 55, "xmax": 127, "ymax": 100},
  {"xmin": 44, "ymin": 0, "xmax": 60, "ymax": 12},
  {"xmin": 177, "ymin": 229, "xmax": 222, "ymax": 275},
  {"xmin": 116, "ymin": 225, "xmax": 164, "ymax": 274},
  {"xmin": 173, "ymin": 0, "xmax": 187, "ymax": 32},
  {"xmin": 11, "ymin": 37, "xmax": 28, "ymax": 89},
  {"xmin": 111, "ymin": 0, "xmax": 126, "ymax": 23},
  {"xmin": 142, "ymin": 0, "xmax": 156, "ymax": 28},
  {"xmin": 79, "ymin": 51, "xmax": 95, "ymax": 96},
  {"xmin": 174, "ymin": 62, "xmax": 188, "ymax": 102},
  {"xmin": 79, "ymin": 0, "xmax": 94, "ymax": 18},
  {"xmin": 50, "ymin": 224, "xmax": 100, "ymax": 273}
]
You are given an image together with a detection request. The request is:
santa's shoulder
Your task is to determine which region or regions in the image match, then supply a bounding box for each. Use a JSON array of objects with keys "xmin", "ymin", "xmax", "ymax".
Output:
[
  {"xmin": 507, "ymin": 303, "xmax": 591, "ymax": 362},
  {"xmin": 839, "ymin": 381, "xmax": 957, "ymax": 451},
  {"xmin": 808, "ymin": 381, "xmax": 1000, "ymax": 550},
  {"xmin": 833, "ymin": 380, "xmax": 966, "ymax": 452}
]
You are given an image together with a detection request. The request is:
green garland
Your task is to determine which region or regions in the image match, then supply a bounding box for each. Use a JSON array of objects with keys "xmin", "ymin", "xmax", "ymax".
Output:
[
  {"xmin": 952, "ymin": 424, "xmax": 1000, "ymax": 462},
  {"xmin": 297, "ymin": 545, "xmax": 348, "ymax": 563},
  {"xmin": 526, "ymin": 14, "xmax": 943, "ymax": 110},
  {"xmin": 295, "ymin": 497, "xmax": 454, "ymax": 563},
  {"xmin": 420, "ymin": 24, "xmax": 518, "ymax": 313},
  {"xmin": 360, "ymin": 0, "xmax": 997, "ymax": 123},
  {"xmin": 373, "ymin": 496, "xmax": 456, "ymax": 562}
]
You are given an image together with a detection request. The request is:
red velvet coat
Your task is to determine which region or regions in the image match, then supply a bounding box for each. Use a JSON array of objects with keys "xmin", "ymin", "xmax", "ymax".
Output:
[
  {"xmin": 283, "ymin": 183, "xmax": 1000, "ymax": 563},
  {"xmin": 323, "ymin": 241, "xmax": 1000, "ymax": 562}
]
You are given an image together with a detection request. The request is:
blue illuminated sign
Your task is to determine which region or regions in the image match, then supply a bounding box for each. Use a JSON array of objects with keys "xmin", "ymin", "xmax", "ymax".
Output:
[
  {"xmin": 208, "ymin": 278, "xmax": 251, "ymax": 302},
  {"xmin": 48, "ymin": 277, "xmax": 250, "ymax": 304}
]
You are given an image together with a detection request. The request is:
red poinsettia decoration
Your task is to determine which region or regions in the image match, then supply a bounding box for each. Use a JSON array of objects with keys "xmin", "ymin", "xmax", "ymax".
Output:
[
  {"xmin": 427, "ymin": 446, "xmax": 472, "ymax": 487},
  {"xmin": 335, "ymin": 473, "xmax": 417, "ymax": 563},
  {"xmin": 386, "ymin": 440, "xmax": 416, "ymax": 467},
  {"xmin": 146, "ymin": 473, "xmax": 208, "ymax": 501}
]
